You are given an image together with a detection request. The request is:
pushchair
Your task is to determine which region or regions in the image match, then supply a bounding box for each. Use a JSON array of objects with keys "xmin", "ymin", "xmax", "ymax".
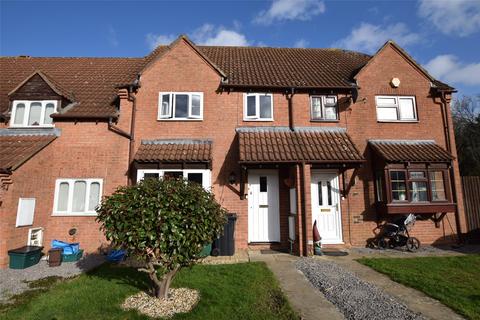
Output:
[{"xmin": 377, "ymin": 213, "xmax": 421, "ymax": 252}]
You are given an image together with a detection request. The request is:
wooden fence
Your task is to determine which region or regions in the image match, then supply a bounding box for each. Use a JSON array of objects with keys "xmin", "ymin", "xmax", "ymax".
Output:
[{"xmin": 461, "ymin": 176, "xmax": 480, "ymax": 233}]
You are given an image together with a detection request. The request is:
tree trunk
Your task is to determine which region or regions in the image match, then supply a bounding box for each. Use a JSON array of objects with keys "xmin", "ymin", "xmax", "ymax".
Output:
[{"xmin": 145, "ymin": 262, "xmax": 179, "ymax": 299}]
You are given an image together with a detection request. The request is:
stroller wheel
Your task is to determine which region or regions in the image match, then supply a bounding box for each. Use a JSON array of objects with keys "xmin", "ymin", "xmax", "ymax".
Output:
[
  {"xmin": 406, "ymin": 237, "xmax": 420, "ymax": 252},
  {"xmin": 378, "ymin": 238, "xmax": 388, "ymax": 250}
]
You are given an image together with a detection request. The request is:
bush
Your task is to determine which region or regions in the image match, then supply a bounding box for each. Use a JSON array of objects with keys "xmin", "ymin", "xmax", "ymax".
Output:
[{"xmin": 96, "ymin": 178, "xmax": 227, "ymax": 298}]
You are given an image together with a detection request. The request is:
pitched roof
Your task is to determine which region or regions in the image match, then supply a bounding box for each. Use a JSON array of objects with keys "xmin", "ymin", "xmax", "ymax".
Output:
[
  {"xmin": 134, "ymin": 139, "xmax": 212, "ymax": 163},
  {"xmin": 0, "ymin": 130, "xmax": 58, "ymax": 171},
  {"xmin": 369, "ymin": 140, "xmax": 454, "ymax": 163},
  {"xmin": 1, "ymin": 39, "xmax": 454, "ymax": 119},
  {"xmin": 237, "ymin": 127, "xmax": 364, "ymax": 163},
  {"xmin": 0, "ymin": 56, "xmax": 145, "ymax": 119}
]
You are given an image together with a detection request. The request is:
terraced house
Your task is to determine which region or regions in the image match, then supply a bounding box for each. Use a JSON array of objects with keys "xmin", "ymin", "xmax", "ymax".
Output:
[{"xmin": 0, "ymin": 36, "xmax": 467, "ymax": 267}]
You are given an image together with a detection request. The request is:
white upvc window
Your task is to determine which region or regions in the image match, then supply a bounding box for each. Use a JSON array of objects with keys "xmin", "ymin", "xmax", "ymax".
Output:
[
  {"xmin": 10, "ymin": 100, "xmax": 57, "ymax": 128},
  {"xmin": 376, "ymin": 96, "xmax": 417, "ymax": 122},
  {"xmin": 158, "ymin": 92, "xmax": 203, "ymax": 120},
  {"xmin": 244, "ymin": 93, "xmax": 273, "ymax": 121},
  {"xmin": 310, "ymin": 95, "xmax": 338, "ymax": 121},
  {"xmin": 136, "ymin": 169, "xmax": 211, "ymax": 190},
  {"xmin": 53, "ymin": 179, "xmax": 103, "ymax": 216},
  {"xmin": 16, "ymin": 198, "xmax": 36, "ymax": 227}
]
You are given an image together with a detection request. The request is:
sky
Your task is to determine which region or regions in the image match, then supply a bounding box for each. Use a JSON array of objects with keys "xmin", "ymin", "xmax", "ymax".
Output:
[{"xmin": 1, "ymin": 0, "xmax": 480, "ymax": 100}]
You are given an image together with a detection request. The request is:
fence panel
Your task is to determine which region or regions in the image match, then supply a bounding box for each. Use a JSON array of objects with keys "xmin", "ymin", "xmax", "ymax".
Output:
[{"xmin": 462, "ymin": 176, "xmax": 480, "ymax": 233}]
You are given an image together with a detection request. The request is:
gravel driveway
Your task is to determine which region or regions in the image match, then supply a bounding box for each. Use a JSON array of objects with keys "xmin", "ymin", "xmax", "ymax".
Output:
[
  {"xmin": 296, "ymin": 258, "xmax": 425, "ymax": 320},
  {"xmin": 0, "ymin": 253, "xmax": 105, "ymax": 304}
]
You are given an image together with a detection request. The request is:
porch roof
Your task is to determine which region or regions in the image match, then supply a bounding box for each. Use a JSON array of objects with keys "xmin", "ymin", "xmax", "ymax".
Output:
[
  {"xmin": 369, "ymin": 140, "xmax": 454, "ymax": 163},
  {"xmin": 134, "ymin": 139, "xmax": 212, "ymax": 163},
  {"xmin": 237, "ymin": 127, "xmax": 364, "ymax": 164}
]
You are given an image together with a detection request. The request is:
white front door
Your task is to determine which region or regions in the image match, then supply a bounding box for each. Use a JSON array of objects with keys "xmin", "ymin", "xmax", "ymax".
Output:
[
  {"xmin": 248, "ymin": 170, "xmax": 280, "ymax": 242},
  {"xmin": 311, "ymin": 171, "xmax": 343, "ymax": 244}
]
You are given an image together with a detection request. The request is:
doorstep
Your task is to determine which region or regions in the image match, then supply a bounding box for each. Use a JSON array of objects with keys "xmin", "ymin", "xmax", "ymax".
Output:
[{"xmin": 201, "ymin": 250, "xmax": 250, "ymax": 265}]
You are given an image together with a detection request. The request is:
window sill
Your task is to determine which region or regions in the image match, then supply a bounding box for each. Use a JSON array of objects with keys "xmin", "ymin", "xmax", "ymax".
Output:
[
  {"xmin": 310, "ymin": 119, "xmax": 339, "ymax": 123},
  {"xmin": 377, "ymin": 120, "xmax": 419, "ymax": 123},
  {"xmin": 9, "ymin": 125, "xmax": 55, "ymax": 129},
  {"xmin": 52, "ymin": 213, "xmax": 98, "ymax": 217},
  {"xmin": 157, "ymin": 119, "xmax": 203, "ymax": 121},
  {"xmin": 243, "ymin": 119, "xmax": 274, "ymax": 122}
]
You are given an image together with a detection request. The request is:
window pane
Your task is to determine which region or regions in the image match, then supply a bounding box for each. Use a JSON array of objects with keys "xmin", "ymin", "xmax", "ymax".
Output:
[
  {"xmin": 174, "ymin": 94, "xmax": 189, "ymax": 118},
  {"xmin": 57, "ymin": 182, "xmax": 69, "ymax": 211},
  {"xmin": 160, "ymin": 94, "xmax": 171, "ymax": 117},
  {"xmin": 164, "ymin": 171, "xmax": 183, "ymax": 180},
  {"xmin": 410, "ymin": 181, "xmax": 428, "ymax": 202},
  {"xmin": 377, "ymin": 97, "xmax": 397, "ymax": 105},
  {"xmin": 399, "ymin": 98, "xmax": 416, "ymax": 120},
  {"xmin": 28, "ymin": 102, "xmax": 42, "ymax": 126},
  {"xmin": 390, "ymin": 171, "xmax": 406, "ymax": 201},
  {"xmin": 324, "ymin": 106, "xmax": 337, "ymax": 120},
  {"xmin": 327, "ymin": 181, "xmax": 332, "ymax": 206},
  {"xmin": 311, "ymin": 97, "xmax": 322, "ymax": 119},
  {"xmin": 430, "ymin": 171, "xmax": 446, "ymax": 201},
  {"xmin": 44, "ymin": 103, "xmax": 55, "ymax": 125},
  {"xmin": 247, "ymin": 95, "xmax": 256, "ymax": 117},
  {"xmin": 143, "ymin": 173, "xmax": 160, "ymax": 180},
  {"xmin": 318, "ymin": 182, "xmax": 323, "ymax": 206},
  {"xmin": 259, "ymin": 95, "xmax": 272, "ymax": 119},
  {"xmin": 325, "ymin": 96, "xmax": 336, "ymax": 106},
  {"xmin": 376, "ymin": 172, "xmax": 383, "ymax": 202},
  {"xmin": 410, "ymin": 171, "xmax": 425, "ymax": 179},
  {"xmin": 187, "ymin": 173, "xmax": 203, "ymax": 185},
  {"xmin": 72, "ymin": 181, "xmax": 86, "ymax": 212},
  {"xmin": 260, "ymin": 176, "xmax": 267, "ymax": 192},
  {"xmin": 377, "ymin": 106, "xmax": 398, "ymax": 120},
  {"xmin": 14, "ymin": 103, "xmax": 26, "ymax": 125},
  {"xmin": 191, "ymin": 94, "xmax": 201, "ymax": 117},
  {"xmin": 88, "ymin": 182, "xmax": 100, "ymax": 211}
]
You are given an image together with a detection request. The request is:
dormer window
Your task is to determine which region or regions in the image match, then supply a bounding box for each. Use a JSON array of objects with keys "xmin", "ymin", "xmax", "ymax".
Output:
[{"xmin": 10, "ymin": 100, "xmax": 57, "ymax": 127}]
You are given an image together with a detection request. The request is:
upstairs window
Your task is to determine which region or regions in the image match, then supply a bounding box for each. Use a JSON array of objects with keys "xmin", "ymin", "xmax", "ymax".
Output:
[
  {"xmin": 310, "ymin": 95, "xmax": 338, "ymax": 121},
  {"xmin": 10, "ymin": 100, "xmax": 57, "ymax": 127},
  {"xmin": 376, "ymin": 96, "xmax": 417, "ymax": 122},
  {"xmin": 158, "ymin": 92, "xmax": 203, "ymax": 120},
  {"xmin": 244, "ymin": 93, "xmax": 273, "ymax": 121},
  {"xmin": 53, "ymin": 179, "xmax": 102, "ymax": 215}
]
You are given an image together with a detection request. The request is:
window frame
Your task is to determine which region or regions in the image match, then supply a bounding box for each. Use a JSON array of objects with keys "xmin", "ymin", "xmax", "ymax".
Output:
[
  {"xmin": 10, "ymin": 100, "xmax": 57, "ymax": 128},
  {"xmin": 243, "ymin": 93, "xmax": 274, "ymax": 121},
  {"xmin": 429, "ymin": 170, "xmax": 448, "ymax": 202},
  {"xmin": 310, "ymin": 95, "xmax": 339, "ymax": 121},
  {"xmin": 157, "ymin": 92, "xmax": 204, "ymax": 121},
  {"xmin": 375, "ymin": 95, "xmax": 418, "ymax": 122},
  {"xmin": 52, "ymin": 178, "xmax": 103, "ymax": 216},
  {"xmin": 136, "ymin": 169, "xmax": 211, "ymax": 190}
]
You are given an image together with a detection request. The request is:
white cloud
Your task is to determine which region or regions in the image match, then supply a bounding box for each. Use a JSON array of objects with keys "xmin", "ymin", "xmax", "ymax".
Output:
[
  {"xmin": 418, "ymin": 0, "xmax": 480, "ymax": 37},
  {"xmin": 424, "ymin": 55, "xmax": 480, "ymax": 86},
  {"xmin": 254, "ymin": 0, "xmax": 325, "ymax": 25},
  {"xmin": 332, "ymin": 22, "xmax": 421, "ymax": 54},
  {"xmin": 293, "ymin": 39, "xmax": 309, "ymax": 48},
  {"xmin": 146, "ymin": 33, "xmax": 176, "ymax": 50},
  {"xmin": 145, "ymin": 24, "xmax": 249, "ymax": 50}
]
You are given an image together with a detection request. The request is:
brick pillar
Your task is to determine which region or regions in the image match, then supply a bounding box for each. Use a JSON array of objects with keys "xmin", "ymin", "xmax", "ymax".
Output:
[
  {"xmin": 294, "ymin": 164, "xmax": 303, "ymax": 256},
  {"xmin": 302, "ymin": 163, "xmax": 313, "ymax": 256}
]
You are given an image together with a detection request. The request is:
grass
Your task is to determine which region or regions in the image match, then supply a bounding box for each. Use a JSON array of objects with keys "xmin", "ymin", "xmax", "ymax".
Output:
[
  {"xmin": 0, "ymin": 262, "xmax": 298, "ymax": 320},
  {"xmin": 358, "ymin": 254, "xmax": 480, "ymax": 320}
]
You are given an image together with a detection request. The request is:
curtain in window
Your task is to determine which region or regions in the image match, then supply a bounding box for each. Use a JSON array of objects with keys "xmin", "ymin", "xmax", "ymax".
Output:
[
  {"xmin": 190, "ymin": 94, "xmax": 201, "ymax": 117},
  {"xmin": 14, "ymin": 103, "xmax": 26, "ymax": 125},
  {"xmin": 57, "ymin": 182, "xmax": 69, "ymax": 211},
  {"xmin": 28, "ymin": 102, "xmax": 42, "ymax": 126},
  {"xmin": 259, "ymin": 95, "xmax": 272, "ymax": 118},
  {"xmin": 44, "ymin": 103, "xmax": 55, "ymax": 125},
  {"xmin": 72, "ymin": 181, "xmax": 86, "ymax": 212},
  {"xmin": 88, "ymin": 182, "xmax": 101, "ymax": 211},
  {"xmin": 429, "ymin": 171, "xmax": 446, "ymax": 200},
  {"xmin": 311, "ymin": 97, "xmax": 322, "ymax": 119}
]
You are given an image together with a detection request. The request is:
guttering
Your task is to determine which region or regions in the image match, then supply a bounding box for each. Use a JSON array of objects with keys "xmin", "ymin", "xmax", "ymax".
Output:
[
  {"xmin": 220, "ymin": 83, "xmax": 355, "ymax": 90},
  {"xmin": 287, "ymin": 88, "xmax": 295, "ymax": 131}
]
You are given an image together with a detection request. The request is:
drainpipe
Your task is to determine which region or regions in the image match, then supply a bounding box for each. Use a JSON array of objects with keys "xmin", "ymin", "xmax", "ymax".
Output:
[
  {"xmin": 301, "ymin": 162, "xmax": 308, "ymax": 256},
  {"xmin": 439, "ymin": 90, "xmax": 463, "ymax": 244},
  {"xmin": 287, "ymin": 88, "xmax": 295, "ymax": 131}
]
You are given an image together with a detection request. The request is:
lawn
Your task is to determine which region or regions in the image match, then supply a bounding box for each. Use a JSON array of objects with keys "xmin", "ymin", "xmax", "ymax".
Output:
[
  {"xmin": 0, "ymin": 262, "xmax": 298, "ymax": 320},
  {"xmin": 358, "ymin": 254, "xmax": 480, "ymax": 320}
]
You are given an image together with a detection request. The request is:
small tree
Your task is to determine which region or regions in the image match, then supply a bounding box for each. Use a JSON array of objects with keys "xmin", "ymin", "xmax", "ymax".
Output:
[{"xmin": 96, "ymin": 178, "xmax": 226, "ymax": 299}]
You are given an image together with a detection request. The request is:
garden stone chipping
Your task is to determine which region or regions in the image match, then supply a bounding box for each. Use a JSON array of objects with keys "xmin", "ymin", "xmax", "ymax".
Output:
[{"xmin": 295, "ymin": 258, "xmax": 425, "ymax": 320}]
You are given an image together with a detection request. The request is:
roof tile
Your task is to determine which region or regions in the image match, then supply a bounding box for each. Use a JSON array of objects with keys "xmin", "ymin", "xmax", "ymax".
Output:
[
  {"xmin": 134, "ymin": 139, "xmax": 212, "ymax": 163},
  {"xmin": 369, "ymin": 140, "xmax": 454, "ymax": 163}
]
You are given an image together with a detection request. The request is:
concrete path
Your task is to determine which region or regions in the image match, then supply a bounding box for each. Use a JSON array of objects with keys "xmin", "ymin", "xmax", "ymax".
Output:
[
  {"xmin": 249, "ymin": 251, "xmax": 344, "ymax": 320},
  {"xmin": 320, "ymin": 254, "xmax": 465, "ymax": 320}
]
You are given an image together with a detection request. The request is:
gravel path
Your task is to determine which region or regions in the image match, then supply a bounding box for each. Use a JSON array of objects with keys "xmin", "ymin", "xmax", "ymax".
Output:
[
  {"xmin": 295, "ymin": 258, "xmax": 425, "ymax": 320},
  {"xmin": 0, "ymin": 254, "xmax": 105, "ymax": 303}
]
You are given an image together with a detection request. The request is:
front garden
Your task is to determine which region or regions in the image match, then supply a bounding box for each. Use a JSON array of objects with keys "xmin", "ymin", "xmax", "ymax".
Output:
[
  {"xmin": 358, "ymin": 254, "xmax": 480, "ymax": 320},
  {"xmin": 0, "ymin": 262, "xmax": 298, "ymax": 320}
]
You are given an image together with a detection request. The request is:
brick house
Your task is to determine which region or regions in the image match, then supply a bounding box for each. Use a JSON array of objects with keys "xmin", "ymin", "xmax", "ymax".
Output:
[{"xmin": 0, "ymin": 36, "xmax": 467, "ymax": 267}]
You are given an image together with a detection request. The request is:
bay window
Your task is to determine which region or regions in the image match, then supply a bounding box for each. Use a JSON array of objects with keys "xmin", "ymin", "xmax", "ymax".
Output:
[
  {"xmin": 310, "ymin": 95, "xmax": 338, "ymax": 121},
  {"xmin": 376, "ymin": 96, "xmax": 417, "ymax": 122},
  {"xmin": 158, "ymin": 92, "xmax": 203, "ymax": 120},
  {"xmin": 244, "ymin": 93, "xmax": 273, "ymax": 121},
  {"xmin": 53, "ymin": 179, "xmax": 103, "ymax": 215},
  {"xmin": 10, "ymin": 100, "xmax": 57, "ymax": 127}
]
